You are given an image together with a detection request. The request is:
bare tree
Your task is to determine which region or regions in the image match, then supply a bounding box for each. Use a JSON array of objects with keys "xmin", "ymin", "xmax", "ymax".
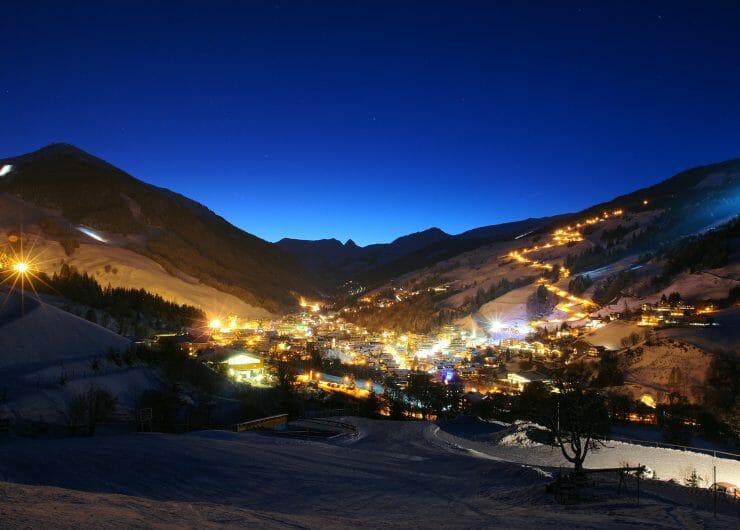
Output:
[
  {"xmin": 275, "ymin": 360, "xmax": 299, "ymax": 418},
  {"xmin": 547, "ymin": 368, "xmax": 608, "ymax": 471},
  {"xmin": 66, "ymin": 384, "xmax": 117, "ymax": 436}
]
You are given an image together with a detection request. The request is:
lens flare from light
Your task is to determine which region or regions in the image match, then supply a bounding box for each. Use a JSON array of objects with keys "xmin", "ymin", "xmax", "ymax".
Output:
[{"xmin": 1, "ymin": 233, "xmax": 56, "ymax": 310}]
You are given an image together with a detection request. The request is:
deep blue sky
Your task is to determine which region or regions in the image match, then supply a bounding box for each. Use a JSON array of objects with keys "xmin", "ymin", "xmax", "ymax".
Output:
[{"xmin": 2, "ymin": 1, "xmax": 739, "ymax": 245}]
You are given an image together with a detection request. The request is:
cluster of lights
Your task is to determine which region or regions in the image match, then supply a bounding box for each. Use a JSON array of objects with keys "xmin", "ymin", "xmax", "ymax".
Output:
[
  {"xmin": 569, "ymin": 209, "xmax": 624, "ymax": 229},
  {"xmin": 298, "ymin": 297, "xmax": 322, "ymax": 312},
  {"xmin": 508, "ymin": 250, "xmax": 555, "ymax": 273},
  {"xmin": 505, "ymin": 210, "xmax": 629, "ymax": 328},
  {"xmin": 487, "ymin": 319, "xmax": 533, "ymax": 337}
]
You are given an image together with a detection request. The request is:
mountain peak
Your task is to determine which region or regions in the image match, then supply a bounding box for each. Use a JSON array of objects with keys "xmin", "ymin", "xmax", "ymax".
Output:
[
  {"xmin": 6, "ymin": 143, "xmax": 115, "ymax": 174},
  {"xmin": 344, "ymin": 239, "xmax": 359, "ymax": 248},
  {"xmin": 27, "ymin": 142, "xmax": 95, "ymax": 159},
  {"xmin": 389, "ymin": 227, "xmax": 450, "ymax": 246},
  {"xmin": 0, "ymin": 143, "xmax": 313, "ymax": 312}
]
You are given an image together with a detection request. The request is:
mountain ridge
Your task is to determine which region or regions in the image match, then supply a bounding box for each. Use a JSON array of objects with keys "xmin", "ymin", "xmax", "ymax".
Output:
[
  {"xmin": 0, "ymin": 143, "xmax": 315, "ymax": 312},
  {"xmin": 278, "ymin": 215, "xmax": 569, "ymax": 290}
]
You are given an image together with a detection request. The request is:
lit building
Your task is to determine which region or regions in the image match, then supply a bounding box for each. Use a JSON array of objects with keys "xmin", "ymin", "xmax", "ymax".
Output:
[
  {"xmin": 505, "ymin": 371, "xmax": 549, "ymax": 392},
  {"xmin": 225, "ymin": 353, "xmax": 264, "ymax": 383}
]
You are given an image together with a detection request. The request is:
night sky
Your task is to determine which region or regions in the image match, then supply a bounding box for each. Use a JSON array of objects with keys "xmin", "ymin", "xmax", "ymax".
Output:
[{"xmin": 2, "ymin": 1, "xmax": 739, "ymax": 245}]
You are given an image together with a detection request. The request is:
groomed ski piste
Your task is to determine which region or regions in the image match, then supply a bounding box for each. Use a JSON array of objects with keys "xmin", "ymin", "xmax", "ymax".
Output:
[{"xmin": 1, "ymin": 417, "xmax": 738, "ymax": 528}]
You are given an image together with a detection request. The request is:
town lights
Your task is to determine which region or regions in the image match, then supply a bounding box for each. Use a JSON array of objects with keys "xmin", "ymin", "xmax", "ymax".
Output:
[
  {"xmin": 209, "ymin": 318, "xmax": 222, "ymax": 329},
  {"xmin": 13, "ymin": 262, "xmax": 29, "ymax": 274}
]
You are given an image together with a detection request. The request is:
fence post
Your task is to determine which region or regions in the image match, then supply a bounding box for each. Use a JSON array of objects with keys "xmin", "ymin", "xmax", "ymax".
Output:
[
  {"xmin": 637, "ymin": 463, "xmax": 640, "ymax": 506},
  {"xmin": 713, "ymin": 465, "xmax": 717, "ymax": 518}
]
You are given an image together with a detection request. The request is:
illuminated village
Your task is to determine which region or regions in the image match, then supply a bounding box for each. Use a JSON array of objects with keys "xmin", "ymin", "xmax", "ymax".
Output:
[
  {"xmin": 2, "ymin": 3, "xmax": 740, "ymax": 525},
  {"xmin": 142, "ymin": 206, "xmax": 723, "ymax": 422}
]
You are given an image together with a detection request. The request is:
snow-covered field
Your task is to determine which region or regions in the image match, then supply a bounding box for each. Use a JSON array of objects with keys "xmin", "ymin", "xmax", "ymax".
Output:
[
  {"xmin": 457, "ymin": 283, "xmax": 538, "ymax": 335},
  {"xmin": 583, "ymin": 320, "xmax": 643, "ymax": 350},
  {"xmin": 1, "ymin": 418, "xmax": 738, "ymax": 528}
]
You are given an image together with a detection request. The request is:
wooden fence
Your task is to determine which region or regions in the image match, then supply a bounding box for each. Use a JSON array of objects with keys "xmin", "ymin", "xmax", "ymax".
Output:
[{"xmin": 234, "ymin": 414, "xmax": 289, "ymax": 432}]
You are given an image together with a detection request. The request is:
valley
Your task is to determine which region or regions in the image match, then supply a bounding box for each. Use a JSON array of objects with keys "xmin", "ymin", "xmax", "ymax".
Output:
[
  {"xmin": 0, "ymin": 146, "xmax": 739, "ymax": 528},
  {"xmin": 4, "ymin": 3, "xmax": 740, "ymax": 527}
]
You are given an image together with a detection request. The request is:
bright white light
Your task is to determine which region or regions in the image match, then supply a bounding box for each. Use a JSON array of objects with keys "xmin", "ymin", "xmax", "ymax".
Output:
[
  {"xmin": 13, "ymin": 262, "xmax": 29, "ymax": 273},
  {"xmin": 0, "ymin": 164, "xmax": 13, "ymax": 177},
  {"xmin": 227, "ymin": 353, "xmax": 261, "ymax": 366},
  {"xmin": 490, "ymin": 320, "xmax": 504, "ymax": 333},
  {"xmin": 76, "ymin": 226, "xmax": 108, "ymax": 243}
]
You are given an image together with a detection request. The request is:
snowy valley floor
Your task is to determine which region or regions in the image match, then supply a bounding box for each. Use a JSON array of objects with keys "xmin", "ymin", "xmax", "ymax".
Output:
[{"xmin": 0, "ymin": 419, "xmax": 739, "ymax": 528}]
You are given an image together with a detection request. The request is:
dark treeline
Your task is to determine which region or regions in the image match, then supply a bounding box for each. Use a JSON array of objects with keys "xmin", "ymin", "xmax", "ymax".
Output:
[
  {"xmin": 658, "ymin": 216, "xmax": 739, "ymax": 280},
  {"xmin": 600, "ymin": 222, "xmax": 640, "ymax": 244},
  {"xmin": 39, "ymin": 264, "xmax": 204, "ymax": 334},
  {"xmin": 526, "ymin": 284, "xmax": 558, "ymax": 319},
  {"xmin": 349, "ymin": 291, "xmax": 443, "ymax": 334},
  {"xmin": 347, "ymin": 275, "xmax": 536, "ymax": 333},
  {"xmin": 463, "ymin": 275, "xmax": 536, "ymax": 314},
  {"xmin": 469, "ymin": 361, "xmax": 739, "ymax": 449},
  {"xmin": 568, "ymin": 274, "xmax": 594, "ymax": 295},
  {"xmin": 565, "ymin": 216, "xmax": 738, "ymax": 302},
  {"xmin": 382, "ymin": 372, "xmax": 463, "ymax": 421},
  {"xmin": 591, "ymin": 271, "xmax": 635, "ymax": 306},
  {"xmin": 565, "ymin": 213, "xmax": 737, "ymax": 276}
]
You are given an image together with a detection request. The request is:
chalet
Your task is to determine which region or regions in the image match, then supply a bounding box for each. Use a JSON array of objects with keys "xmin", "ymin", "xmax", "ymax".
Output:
[
  {"xmin": 225, "ymin": 352, "xmax": 264, "ymax": 383},
  {"xmin": 506, "ymin": 370, "xmax": 550, "ymax": 391}
]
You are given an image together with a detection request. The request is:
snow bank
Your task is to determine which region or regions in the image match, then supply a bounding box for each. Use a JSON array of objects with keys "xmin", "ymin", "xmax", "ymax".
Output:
[{"xmin": 498, "ymin": 421, "xmax": 549, "ymax": 447}]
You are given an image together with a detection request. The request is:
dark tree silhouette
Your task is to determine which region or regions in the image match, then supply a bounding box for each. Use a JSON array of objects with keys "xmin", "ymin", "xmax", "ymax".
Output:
[
  {"xmin": 66, "ymin": 385, "xmax": 117, "ymax": 436},
  {"xmin": 547, "ymin": 368, "xmax": 608, "ymax": 471}
]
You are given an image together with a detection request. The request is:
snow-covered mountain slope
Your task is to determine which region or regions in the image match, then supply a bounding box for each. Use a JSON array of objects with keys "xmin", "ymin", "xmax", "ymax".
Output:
[
  {"xmin": 0, "ymin": 290, "xmax": 161, "ymax": 424},
  {"xmin": 355, "ymin": 158, "xmax": 740, "ymax": 336},
  {"xmin": 0, "ymin": 143, "xmax": 315, "ymax": 314},
  {"xmin": 0, "ymin": 291, "xmax": 130, "ymax": 369},
  {"xmin": 0, "ymin": 196, "xmax": 274, "ymax": 318}
]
